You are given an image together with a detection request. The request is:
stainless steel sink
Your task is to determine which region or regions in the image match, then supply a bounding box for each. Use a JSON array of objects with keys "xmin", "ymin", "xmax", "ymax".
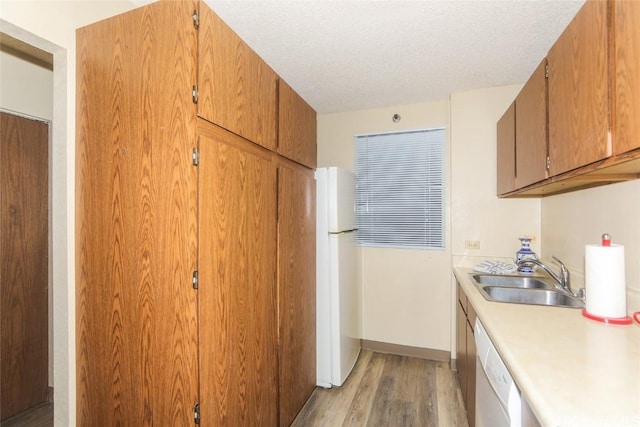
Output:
[
  {"xmin": 469, "ymin": 273, "xmax": 584, "ymax": 308},
  {"xmin": 480, "ymin": 286, "xmax": 584, "ymax": 308},
  {"xmin": 471, "ymin": 274, "xmax": 553, "ymax": 289}
]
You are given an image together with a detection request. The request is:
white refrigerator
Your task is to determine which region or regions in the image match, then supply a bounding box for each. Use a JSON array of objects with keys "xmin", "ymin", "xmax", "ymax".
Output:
[{"xmin": 316, "ymin": 167, "xmax": 362, "ymax": 388}]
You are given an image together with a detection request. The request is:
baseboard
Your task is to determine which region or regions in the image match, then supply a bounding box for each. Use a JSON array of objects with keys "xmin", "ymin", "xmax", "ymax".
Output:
[
  {"xmin": 47, "ymin": 386, "xmax": 54, "ymax": 403},
  {"xmin": 361, "ymin": 339, "xmax": 450, "ymax": 362}
]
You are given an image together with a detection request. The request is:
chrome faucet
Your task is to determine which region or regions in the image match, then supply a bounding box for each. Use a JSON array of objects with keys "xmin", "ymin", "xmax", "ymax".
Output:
[{"xmin": 517, "ymin": 256, "xmax": 581, "ymax": 298}]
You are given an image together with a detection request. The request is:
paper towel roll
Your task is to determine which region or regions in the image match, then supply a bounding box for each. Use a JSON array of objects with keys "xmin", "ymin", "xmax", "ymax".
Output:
[{"xmin": 585, "ymin": 243, "xmax": 627, "ymax": 318}]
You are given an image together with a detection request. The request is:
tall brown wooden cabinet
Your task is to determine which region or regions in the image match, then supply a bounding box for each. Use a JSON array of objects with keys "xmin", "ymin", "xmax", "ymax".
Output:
[
  {"xmin": 76, "ymin": 1, "xmax": 317, "ymax": 425},
  {"xmin": 277, "ymin": 162, "xmax": 316, "ymax": 427}
]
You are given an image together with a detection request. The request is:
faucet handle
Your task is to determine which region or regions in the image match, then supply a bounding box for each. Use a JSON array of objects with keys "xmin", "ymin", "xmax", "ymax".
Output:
[
  {"xmin": 551, "ymin": 255, "xmax": 571, "ymax": 290},
  {"xmin": 551, "ymin": 256, "xmax": 569, "ymax": 274}
]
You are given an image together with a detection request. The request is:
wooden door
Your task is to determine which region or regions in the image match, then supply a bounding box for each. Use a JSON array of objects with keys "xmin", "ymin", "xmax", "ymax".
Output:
[
  {"xmin": 496, "ymin": 103, "xmax": 516, "ymax": 195},
  {"xmin": 547, "ymin": 0, "xmax": 609, "ymax": 176},
  {"xmin": 198, "ymin": 123, "xmax": 278, "ymax": 426},
  {"xmin": 1, "ymin": 112, "xmax": 49, "ymax": 420},
  {"xmin": 198, "ymin": 3, "xmax": 278, "ymax": 151},
  {"xmin": 76, "ymin": 1, "xmax": 199, "ymax": 424},
  {"xmin": 613, "ymin": 0, "xmax": 640, "ymax": 155},
  {"xmin": 277, "ymin": 162, "xmax": 316, "ymax": 427},
  {"xmin": 278, "ymin": 80, "xmax": 317, "ymax": 169},
  {"xmin": 515, "ymin": 59, "xmax": 548, "ymax": 188}
]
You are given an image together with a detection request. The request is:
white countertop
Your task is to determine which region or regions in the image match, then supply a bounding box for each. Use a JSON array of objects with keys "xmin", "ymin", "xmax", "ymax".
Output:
[{"xmin": 453, "ymin": 267, "xmax": 640, "ymax": 427}]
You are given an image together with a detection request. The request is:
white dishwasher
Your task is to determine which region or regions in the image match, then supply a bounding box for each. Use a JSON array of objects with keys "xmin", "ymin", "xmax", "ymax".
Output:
[{"xmin": 474, "ymin": 318, "xmax": 522, "ymax": 427}]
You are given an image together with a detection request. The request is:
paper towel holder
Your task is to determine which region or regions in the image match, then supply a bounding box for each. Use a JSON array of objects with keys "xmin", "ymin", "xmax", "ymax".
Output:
[{"xmin": 582, "ymin": 233, "xmax": 632, "ymax": 325}]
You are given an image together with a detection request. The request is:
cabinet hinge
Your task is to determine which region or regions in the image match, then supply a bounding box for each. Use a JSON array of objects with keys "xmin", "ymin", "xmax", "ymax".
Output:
[
  {"xmin": 192, "ymin": 10, "xmax": 199, "ymax": 30},
  {"xmin": 192, "ymin": 148, "xmax": 199, "ymax": 167},
  {"xmin": 192, "ymin": 271, "xmax": 199, "ymax": 289},
  {"xmin": 193, "ymin": 402, "xmax": 200, "ymax": 424},
  {"xmin": 546, "ymin": 156, "xmax": 551, "ymax": 170},
  {"xmin": 545, "ymin": 64, "xmax": 549, "ymax": 79},
  {"xmin": 192, "ymin": 85, "xmax": 199, "ymax": 104}
]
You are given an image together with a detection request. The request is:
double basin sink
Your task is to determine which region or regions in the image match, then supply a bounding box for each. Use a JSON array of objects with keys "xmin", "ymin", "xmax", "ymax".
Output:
[{"xmin": 470, "ymin": 273, "xmax": 584, "ymax": 308}]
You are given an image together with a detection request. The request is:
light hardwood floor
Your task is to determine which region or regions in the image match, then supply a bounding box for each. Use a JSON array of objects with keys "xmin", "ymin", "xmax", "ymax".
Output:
[
  {"xmin": 0, "ymin": 352, "xmax": 466, "ymax": 427},
  {"xmin": 292, "ymin": 350, "xmax": 469, "ymax": 427},
  {"xmin": 2, "ymin": 402, "xmax": 53, "ymax": 427}
]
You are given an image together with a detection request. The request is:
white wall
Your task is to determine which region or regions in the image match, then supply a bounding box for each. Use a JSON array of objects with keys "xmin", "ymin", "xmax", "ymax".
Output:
[
  {"xmin": 449, "ymin": 85, "xmax": 541, "ymax": 357},
  {"xmin": 450, "ymin": 85, "xmax": 541, "ymax": 267},
  {"xmin": 449, "ymin": 84, "xmax": 640, "ymax": 317},
  {"xmin": 317, "ymin": 87, "xmax": 548, "ymax": 353},
  {"xmin": 318, "ymin": 100, "xmax": 452, "ymax": 351},
  {"xmin": 0, "ymin": 50, "xmax": 52, "ymax": 120},
  {"xmin": 542, "ymin": 181, "xmax": 640, "ymax": 314},
  {"xmin": 1, "ymin": 2, "xmax": 136, "ymax": 425}
]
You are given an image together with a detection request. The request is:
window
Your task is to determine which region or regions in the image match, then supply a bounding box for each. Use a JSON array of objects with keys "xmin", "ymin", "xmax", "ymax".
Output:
[{"xmin": 355, "ymin": 128, "xmax": 445, "ymax": 250}]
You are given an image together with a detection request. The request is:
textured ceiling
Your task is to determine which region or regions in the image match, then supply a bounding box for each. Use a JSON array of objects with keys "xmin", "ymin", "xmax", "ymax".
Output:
[{"xmin": 134, "ymin": 0, "xmax": 586, "ymax": 114}]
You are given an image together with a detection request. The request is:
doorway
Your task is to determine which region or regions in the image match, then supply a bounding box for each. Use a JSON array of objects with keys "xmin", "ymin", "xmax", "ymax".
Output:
[
  {"xmin": 1, "ymin": 30, "xmax": 54, "ymax": 425},
  {"xmin": 1, "ymin": 14, "xmax": 73, "ymax": 425}
]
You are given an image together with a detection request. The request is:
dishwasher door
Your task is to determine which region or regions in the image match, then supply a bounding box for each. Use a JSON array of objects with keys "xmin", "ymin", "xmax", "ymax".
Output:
[{"xmin": 475, "ymin": 319, "xmax": 521, "ymax": 427}]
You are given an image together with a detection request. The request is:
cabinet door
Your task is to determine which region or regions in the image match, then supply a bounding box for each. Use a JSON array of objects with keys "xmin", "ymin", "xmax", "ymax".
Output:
[
  {"xmin": 547, "ymin": 0, "xmax": 609, "ymax": 176},
  {"xmin": 76, "ymin": 2, "xmax": 199, "ymax": 424},
  {"xmin": 277, "ymin": 163, "xmax": 316, "ymax": 426},
  {"xmin": 278, "ymin": 79, "xmax": 317, "ymax": 168},
  {"xmin": 198, "ymin": 4, "xmax": 278, "ymax": 151},
  {"xmin": 614, "ymin": 0, "xmax": 640, "ymax": 155},
  {"xmin": 515, "ymin": 59, "xmax": 548, "ymax": 188},
  {"xmin": 198, "ymin": 125, "xmax": 278, "ymax": 426},
  {"xmin": 466, "ymin": 319, "xmax": 477, "ymax": 427},
  {"xmin": 497, "ymin": 103, "xmax": 516, "ymax": 195},
  {"xmin": 455, "ymin": 298, "xmax": 467, "ymax": 403}
]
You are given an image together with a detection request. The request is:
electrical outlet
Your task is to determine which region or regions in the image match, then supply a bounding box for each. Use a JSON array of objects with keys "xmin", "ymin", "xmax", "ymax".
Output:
[{"xmin": 465, "ymin": 240, "xmax": 480, "ymax": 250}]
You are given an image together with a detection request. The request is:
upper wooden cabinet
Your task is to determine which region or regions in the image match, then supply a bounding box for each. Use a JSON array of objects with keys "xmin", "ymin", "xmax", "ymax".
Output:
[
  {"xmin": 547, "ymin": 0, "xmax": 609, "ymax": 176},
  {"xmin": 498, "ymin": 0, "xmax": 640, "ymax": 198},
  {"xmin": 613, "ymin": 0, "xmax": 640, "ymax": 155},
  {"xmin": 497, "ymin": 60, "xmax": 548, "ymax": 195},
  {"xmin": 278, "ymin": 79, "xmax": 317, "ymax": 168},
  {"xmin": 515, "ymin": 59, "xmax": 548, "ymax": 188},
  {"xmin": 198, "ymin": 3, "xmax": 278, "ymax": 151},
  {"xmin": 496, "ymin": 103, "xmax": 516, "ymax": 195}
]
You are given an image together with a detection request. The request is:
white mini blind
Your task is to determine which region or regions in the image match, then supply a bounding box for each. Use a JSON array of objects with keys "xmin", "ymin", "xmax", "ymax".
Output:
[{"xmin": 355, "ymin": 128, "xmax": 445, "ymax": 250}]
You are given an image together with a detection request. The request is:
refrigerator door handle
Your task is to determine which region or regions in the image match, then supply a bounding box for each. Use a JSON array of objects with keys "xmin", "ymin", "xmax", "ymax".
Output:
[{"xmin": 328, "ymin": 229, "xmax": 358, "ymax": 235}]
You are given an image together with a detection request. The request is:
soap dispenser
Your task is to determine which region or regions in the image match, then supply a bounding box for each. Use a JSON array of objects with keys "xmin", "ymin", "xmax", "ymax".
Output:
[{"xmin": 515, "ymin": 237, "xmax": 537, "ymax": 273}]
